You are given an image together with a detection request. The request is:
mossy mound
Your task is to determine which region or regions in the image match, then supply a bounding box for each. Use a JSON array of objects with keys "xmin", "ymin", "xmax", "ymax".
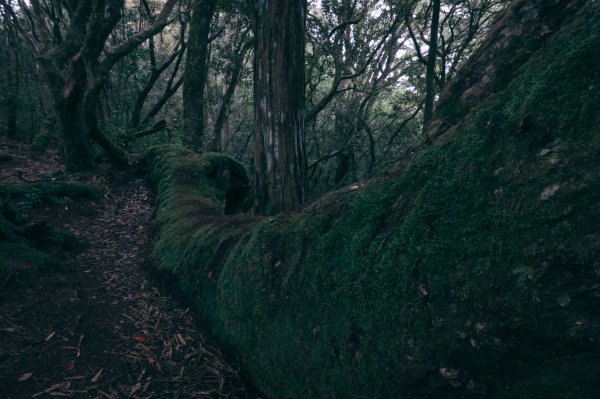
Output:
[
  {"xmin": 142, "ymin": 146, "xmax": 257, "ymax": 283},
  {"xmin": 0, "ymin": 181, "xmax": 94, "ymax": 289},
  {"xmin": 0, "ymin": 181, "xmax": 102, "ymax": 213},
  {"xmin": 0, "ymin": 199, "xmax": 77, "ymax": 291},
  {"xmin": 145, "ymin": 1, "xmax": 600, "ymax": 398}
]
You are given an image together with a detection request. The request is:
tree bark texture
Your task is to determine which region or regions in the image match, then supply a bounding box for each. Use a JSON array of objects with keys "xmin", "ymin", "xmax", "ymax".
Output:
[
  {"xmin": 253, "ymin": 0, "xmax": 308, "ymax": 214},
  {"xmin": 183, "ymin": 0, "xmax": 217, "ymax": 151},
  {"xmin": 48, "ymin": 57, "xmax": 95, "ymax": 169},
  {"xmin": 422, "ymin": 0, "xmax": 441, "ymax": 133}
]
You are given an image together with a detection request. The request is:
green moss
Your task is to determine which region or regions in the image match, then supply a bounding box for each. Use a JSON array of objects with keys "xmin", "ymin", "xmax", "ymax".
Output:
[
  {"xmin": 30, "ymin": 133, "xmax": 52, "ymax": 152},
  {"xmin": 0, "ymin": 151, "xmax": 12, "ymax": 162},
  {"xmin": 0, "ymin": 198, "xmax": 17, "ymax": 238},
  {"xmin": 146, "ymin": 3, "xmax": 600, "ymax": 398},
  {"xmin": 0, "ymin": 239, "xmax": 70, "ymax": 291},
  {"xmin": 0, "ymin": 191, "xmax": 84, "ymax": 289},
  {"xmin": 0, "ymin": 181, "xmax": 102, "ymax": 210},
  {"xmin": 142, "ymin": 146, "xmax": 254, "ymax": 275},
  {"xmin": 0, "ymin": 200, "xmax": 77, "ymax": 290}
]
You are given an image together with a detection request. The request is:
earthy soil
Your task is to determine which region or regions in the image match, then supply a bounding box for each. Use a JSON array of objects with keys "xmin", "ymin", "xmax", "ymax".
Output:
[{"xmin": 0, "ymin": 142, "xmax": 250, "ymax": 399}]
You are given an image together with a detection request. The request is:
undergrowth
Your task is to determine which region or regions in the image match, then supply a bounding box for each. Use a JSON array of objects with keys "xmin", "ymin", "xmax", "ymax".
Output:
[
  {"xmin": 0, "ymin": 198, "xmax": 79, "ymax": 291},
  {"xmin": 0, "ymin": 182, "xmax": 93, "ymax": 291},
  {"xmin": 0, "ymin": 181, "xmax": 101, "ymax": 214}
]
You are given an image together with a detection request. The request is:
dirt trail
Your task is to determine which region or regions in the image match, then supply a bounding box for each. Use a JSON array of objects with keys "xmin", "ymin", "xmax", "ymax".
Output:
[{"xmin": 0, "ymin": 143, "xmax": 248, "ymax": 398}]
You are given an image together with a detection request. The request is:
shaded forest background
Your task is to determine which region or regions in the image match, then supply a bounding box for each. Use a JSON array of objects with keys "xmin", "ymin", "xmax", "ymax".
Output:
[
  {"xmin": 2, "ymin": 1, "xmax": 599, "ymax": 398},
  {"xmin": 0, "ymin": 0, "xmax": 507, "ymax": 198}
]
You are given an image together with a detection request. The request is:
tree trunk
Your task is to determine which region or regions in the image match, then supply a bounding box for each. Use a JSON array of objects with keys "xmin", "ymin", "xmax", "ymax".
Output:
[
  {"xmin": 182, "ymin": 0, "xmax": 216, "ymax": 151},
  {"xmin": 58, "ymin": 107, "xmax": 94, "ymax": 170},
  {"xmin": 253, "ymin": 0, "xmax": 308, "ymax": 214},
  {"xmin": 3, "ymin": 19, "xmax": 19, "ymax": 138},
  {"xmin": 82, "ymin": 78, "xmax": 129, "ymax": 167},
  {"xmin": 212, "ymin": 37, "xmax": 252, "ymax": 152},
  {"xmin": 422, "ymin": 0, "xmax": 441, "ymax": 134},
  {"xmin": 40, "ymin": 53, "xmax": 95, "ymax": 170}
]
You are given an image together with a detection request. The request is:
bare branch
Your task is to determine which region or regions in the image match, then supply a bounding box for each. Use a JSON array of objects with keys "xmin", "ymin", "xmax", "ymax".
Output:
[{"xmin": 102, "ymin": 0, "xmax": 179, "ymax": 72}]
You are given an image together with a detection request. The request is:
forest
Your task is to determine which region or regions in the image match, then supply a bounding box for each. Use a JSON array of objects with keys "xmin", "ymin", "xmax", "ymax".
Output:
[{"xmin": 0, "ymin": 0, "xmax": 599, "ymax": 398}]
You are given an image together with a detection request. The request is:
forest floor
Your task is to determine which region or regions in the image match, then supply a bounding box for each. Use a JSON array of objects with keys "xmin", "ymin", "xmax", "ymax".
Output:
[{"xmin": 0, "ymin": 140, "xmax": 249, "ymax": 399}]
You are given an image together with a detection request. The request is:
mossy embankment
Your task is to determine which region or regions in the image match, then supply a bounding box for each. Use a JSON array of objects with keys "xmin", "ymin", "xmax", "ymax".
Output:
[
  {"xmin": 144, "ymin": 1, "xmax": 600, "ymax": 398},
  {"xmin": 0, "ymin": 182, "xmax": 95, "ymax": 289}
]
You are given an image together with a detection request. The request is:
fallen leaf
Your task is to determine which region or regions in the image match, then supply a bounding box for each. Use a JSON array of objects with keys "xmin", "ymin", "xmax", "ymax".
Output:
[
  {"xmin": 207, "ymin": 271, "xmax": 213, "ymax": 279},
  {"xmin": 417, "ymin": 283, "xmax": 428, "ymax": 298},
  {"xmin": 91, "ymin": 368, "xmax": 104, "ymax": 383},
  {"xmin": 136, "ymin": 368, "xmax": 146, "ymax": 382},
  {"xmin": 23, "ymin": 263, "xmax": 33, "ymax": 270},
  {"xmin": 64, "ymin": 376, "xmax": 85, "ymax": 380},
  {"xmin": 134, "ymin": 334, "xmax": 147, "ymax": 343},
  {"xmin": 76, "ymin": 334, "xmax": 84, "ymax": 357},
  {"xmin": 128, "ymin": 382, "xmax": 142, "ymax": 397},
  {"xmin": 557, "ymin": 292, "xmax": 571, "ymax": 307},
  {"xmin": 175, "ymin": 333, "xmax": 186, "ymax": 346},
  {"xmin": 65, "ymin": 360, "xmax": 75, "ymax": 371},
  {"xmin": 439, "ymin": 367, "xmax": 460, "ymax": 379},
  {"xmin": 540, "ymin": 184, "xmax": 560, "ymax": 200},
  {"xmin": 17, "ymin": 372, "xmax": 32, "ymax": 382},
  {"xmin": 32, "ymin": 382, "xmax": 67, "ymax": 397}
]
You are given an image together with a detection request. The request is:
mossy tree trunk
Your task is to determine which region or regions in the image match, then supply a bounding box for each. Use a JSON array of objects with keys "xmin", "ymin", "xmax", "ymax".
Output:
[
  {"xmin": 252, "ymin": 0, "xmax": 309, "ymax": 215},
  {"xmin": 183, "ymin": 0, "xmax": 217, "ymax": 152},
  {"xmin": 46, "ymin": 58, "xmax": 95, "ymax": 169}
]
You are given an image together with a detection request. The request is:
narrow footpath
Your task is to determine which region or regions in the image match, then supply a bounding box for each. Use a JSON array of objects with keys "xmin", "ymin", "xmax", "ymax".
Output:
[{"xmin": 0, "ymin": 142, "xmax": 248, "ymax": 398}]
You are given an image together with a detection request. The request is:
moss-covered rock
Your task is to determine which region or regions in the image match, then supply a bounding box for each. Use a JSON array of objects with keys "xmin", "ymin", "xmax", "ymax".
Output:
[{"xmin": 145, "ymin": 1, "xmax": 600, "ymax": 398}]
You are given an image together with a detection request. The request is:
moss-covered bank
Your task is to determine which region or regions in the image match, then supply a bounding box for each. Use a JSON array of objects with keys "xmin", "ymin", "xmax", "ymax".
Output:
[
  {"xmin": 0, "ymin": 181, "xmax": 101, "ymax": 202},
  {"xmin": 145, "ymin": 1, "xmax": 600, "ymax": 397},
  {"xmin": 0, "ymin": 181, "xmax": 94, "ymax": 289},
  {"xmin": 0, "ymin": 197, "xmax": 81, "ymax": 290}
]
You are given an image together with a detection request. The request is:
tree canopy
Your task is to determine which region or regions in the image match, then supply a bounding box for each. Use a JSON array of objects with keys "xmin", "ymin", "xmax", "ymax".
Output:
[{"xmin": 0, "ymin": 0, "xmax": 508, "ymax": 211}]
